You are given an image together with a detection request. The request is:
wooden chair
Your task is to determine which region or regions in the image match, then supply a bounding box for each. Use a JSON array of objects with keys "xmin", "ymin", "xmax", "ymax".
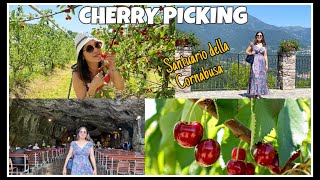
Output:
[
  {"xmin": 116, "ymin": 161, "xmax": 130, "ymax": 175},
  {"xmin": 9, "ymin": 158, "xmax": 18, "ymax": 175},
  {"xmin": 133, "ymin": 160, "xmax": 144, "ymax": 175}
]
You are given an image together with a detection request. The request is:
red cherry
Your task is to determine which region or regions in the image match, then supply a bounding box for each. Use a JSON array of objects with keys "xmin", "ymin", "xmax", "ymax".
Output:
[
  {"xmin": 104, "ymin": 74, "xmax": 110, "ymax": 83},
  {"xmin": 159, "ymin": 55, "xmax": 164, "ymax": 59},
  {"xmin": 175, "ymin": 40, "xmax": 180, "ymax": 46},
  {"xmin": 157, "ymin": 51, "xmax": 161, "ymax": 55},
  {"xmin": 100, "ymin": 54, "xmax": 107, "ymax": 59},
  {"xmin": 194, "ymin": 139, "xmax": 220, "ymax": 166},
  {"xmin": 226, "ymin": 160, "xmax": 246, "ymax": 175},
  {"xmin": 245, "ymin": 162, "xmax": 255, "ymax": 175},
  {"xmin": 96, "ymin": 31, "xmax": 100, "ymax": 35},
  {"xmin": 96, "ymin": 85, "xmax": 104, "ymax": 92},
  {"xmin": 64, "ymin": 9, "xmax": 70, "ymax": 13},
  {"xmin": 253, "ymin": 143, "xmax": 276, "ymax": 166},
  {"xmin": 173, "ymin": 121, "xmax": 203, "ymax": 148},
  {"xmin": 266, "ymin": 154, "xmax": 286, "ymax": 174},
  {"xmin": 147, "ymin": 59, "xmax": 151, "ymax": 63},
  {"xmin": 159, "ymin": 6, "xmax": 164, "ymax": 11},
  {"xmin": 231, "ymin": 148, "xmax": 246, "ymax": 161}
]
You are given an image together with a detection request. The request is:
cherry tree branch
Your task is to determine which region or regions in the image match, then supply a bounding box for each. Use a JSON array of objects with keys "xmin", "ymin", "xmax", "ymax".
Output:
[
  {"xmin": 191, "ymin": 98, "xmax": 297, "ymax": 172},
  {"xmin": 10, "ymin": 5, "xmax": 82, "ymax": 23},
  {"xmin": 191, "ymin": 99, "xmax": 251, "ymax": 144}
]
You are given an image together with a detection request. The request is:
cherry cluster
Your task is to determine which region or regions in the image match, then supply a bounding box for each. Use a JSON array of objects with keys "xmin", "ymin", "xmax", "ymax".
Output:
[
  {"xmin": 174, "ymin": 121, "xmax": 220, "ymax": 167},
  {"xmin": 96, "ymin": 53, "xmax": 112, "ymax": 91},
  {"xmin": 253, "ymin": 142, "xmax": 300, "ymax": 174},
  {"xmin": 226, "ymin": 148, "xmax": 255, "ymax": 175}
]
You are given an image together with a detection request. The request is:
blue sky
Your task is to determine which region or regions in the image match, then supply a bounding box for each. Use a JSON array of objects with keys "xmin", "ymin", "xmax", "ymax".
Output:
[{"xmin": 8, "ymin": 4, "xmax": 312, "ymax": 33}]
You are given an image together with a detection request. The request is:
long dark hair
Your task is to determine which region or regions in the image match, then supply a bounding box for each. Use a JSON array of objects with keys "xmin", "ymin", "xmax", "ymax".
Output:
[
  {"xmin": 72, "ymin": 48, "xmax": 102, "ymax": 83},
  {"xmin": 253, "ymin": 31, "xmax": 266, "ymax": 46}
]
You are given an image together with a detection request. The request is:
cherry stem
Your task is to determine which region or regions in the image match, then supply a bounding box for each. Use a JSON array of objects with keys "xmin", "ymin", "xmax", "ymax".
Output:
[
  {"xmin": 282, "ymin": 166, "xmax": 310, "ymax": 175},
  {"xmin": 204, "ymin": 106, "xmax": 208, "ymax": 139},
  {"xmin": 236, "ymin": 140, "xmax": 243, "ymax": 160},
  {"xmin": 188, "ymin": 98, "xmax": 206, "ymax": 123}
]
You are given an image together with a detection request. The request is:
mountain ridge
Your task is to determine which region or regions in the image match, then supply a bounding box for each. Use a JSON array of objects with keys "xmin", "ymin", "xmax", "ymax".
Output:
[{"xmin": 176, "ymin": 14, "xmax": 311, "ymax": 55}]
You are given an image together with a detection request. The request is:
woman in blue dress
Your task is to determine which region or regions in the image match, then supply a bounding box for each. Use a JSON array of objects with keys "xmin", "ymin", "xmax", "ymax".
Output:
[
  {"xmin": 246, "ymin": 31, "xmax": 269, "ymax": 98},
  {"xmin": 63, "ymin": 127, "xmax": 97, "ymax": 175}
]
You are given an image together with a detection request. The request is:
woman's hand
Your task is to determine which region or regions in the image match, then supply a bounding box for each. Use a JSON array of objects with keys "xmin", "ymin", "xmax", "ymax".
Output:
[
  {"xmin": 93, "ymin": 168, "xmax": 97, "ymax": 175},
  {"xmin": 90, "ymin": 71, "xmax": 104, "ymax": 90},
  {"xmin": 62, "ymin": 167, "xmax": 67, "ymax": 175},
  {"xmin": 251, "ymin": 51, "xmax": 255, "ymax": 55},
  {"xmin": 102, "ymin": 53, "xmax": 116, "ymax": 69}
]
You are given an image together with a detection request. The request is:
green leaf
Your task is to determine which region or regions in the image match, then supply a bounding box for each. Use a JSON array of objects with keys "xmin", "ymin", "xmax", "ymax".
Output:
[
  {"xmin": 181, "ymin": 100, "xmax": 203, "ymax": 123},
  {"xmin": 188, "ymin": 161, "xmax": 203, "ymax": 175},
  {"xmin": 251, "ymin": 99, "xmax": 284, "ymax": 145},
  {"xmin": 181, "ymin": 100, "xmax": 193, "ymax": 121},
  {"xmin": 175, "ymin": 142, "xmax": 194, "ymax": 169},
  {"xmin": 159, "ymin": 110, "xmax": 182, "ymax": 150},
  {"xmin": 277, "ymin": 99, "xmax": 308, "ymax": 169},
  {"xmin": 214, "ymin": 99, "xmax": 239, "ymax": 125},
  {"xmin": 221, "ymin": 127, "xmax": 241, "ymax": 166},
  {"xmin": 155, "ymin": 99, "xmax": 166, "ymax": 114},
  {"xmin": 145, "ymin": 113, "xmax": 159, "ymax": 130},
  {"xmin": 146, "ymin": 124, "xmax": 162, "ymax": 167},
  {"xmin": 234, "ymin": 102, "xmax": 251, "ymax": 128},
  {"xmin": 164, "ymin": 143, "xmax": 177, "ymax": 175}
]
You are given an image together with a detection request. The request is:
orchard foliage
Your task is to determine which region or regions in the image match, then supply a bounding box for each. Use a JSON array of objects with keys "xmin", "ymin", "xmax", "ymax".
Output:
[
  {"xmin": 9, "ymin": 5, "xmax": 203, "ymax": 98},
  {"xmin": 9, "ymin": 5, "xmax": 75, "ymax": 94},
  {"xmin": 145, "ymin": 98, "xmax": 311, "ymax": 175}
]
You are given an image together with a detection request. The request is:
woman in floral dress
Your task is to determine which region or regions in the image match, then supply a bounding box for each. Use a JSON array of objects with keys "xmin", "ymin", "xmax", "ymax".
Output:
[
  {"xmin": 246, "ymin": 31, "xmax": 269, "ymax": 98},
  {"xmin": 63, "ymin": 127, "xmax": 97, "ymax": 175}
]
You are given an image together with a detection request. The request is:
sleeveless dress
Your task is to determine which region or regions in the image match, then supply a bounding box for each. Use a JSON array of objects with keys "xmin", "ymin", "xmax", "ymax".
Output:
[
  {"xmin": 247, "ymin": 42, "xmax": 269, "ymax": 96},
  {"xmin": 70, "ymin": 141, "xmax": 94, "ymax": 175}
]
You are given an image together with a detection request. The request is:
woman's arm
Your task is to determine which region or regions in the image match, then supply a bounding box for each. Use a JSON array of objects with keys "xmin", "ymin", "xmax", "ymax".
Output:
[
  {"xmin": 246, "ymin": 45, "xmax": 253, "ymax": 55},
  {"xmin": 89, "ymin": 146, "xmax": 97, "ymax": 175},
  {"xmin": 264, "ymin": 47, "xmax": 268, "ymax": 71},
  {"xmin": 109, "ymin": 68, "xmax": 125, "ymax": 90},
  {"xmin": 72, "ymin": 72, "xmax": 104, "ymax": 99},
  {"xmin": 62, "ymin": 145, "xmax": 74, "ymax": 175},
  {"xmin": 104, "ymin": 55, "xmax": 125, "ymax": 90}
]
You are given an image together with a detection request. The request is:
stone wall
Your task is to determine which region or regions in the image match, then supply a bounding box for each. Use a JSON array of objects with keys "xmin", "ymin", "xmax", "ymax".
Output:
[
  {"xmin": 277, "ymin": 51, "xmax": 296, "ymax": 90},
  {"xmin": 9, "ymin": 103, "xmax": 62, "ymax": 148},
  {"xmin": 132, "ymin": 115, "xmax": 144, "ymax": 153},
  {"xmin": 175, "ymin": 46, "xmax": 192, "ymax": 93}
]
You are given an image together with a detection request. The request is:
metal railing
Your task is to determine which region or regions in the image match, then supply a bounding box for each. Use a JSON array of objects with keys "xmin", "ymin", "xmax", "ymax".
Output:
[{"xmin": 190, "ymin": 53, "xmax": 311, "ymax": 91}]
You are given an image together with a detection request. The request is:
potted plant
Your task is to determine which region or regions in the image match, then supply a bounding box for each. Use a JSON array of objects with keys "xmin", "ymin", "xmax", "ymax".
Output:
[{"xmin": 278, "ymin": 39, "xmax": 300, "ymax": 56}]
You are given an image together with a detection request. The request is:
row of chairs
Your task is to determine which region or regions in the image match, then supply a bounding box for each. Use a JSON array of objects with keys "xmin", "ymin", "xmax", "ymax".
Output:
[
  {"xmin": 95, "ymin": 149, "xmax": 145, "ymax": 175},
  {"xmin": 9, "ymin": 148, "xmax": 67, "ymax": 175}
]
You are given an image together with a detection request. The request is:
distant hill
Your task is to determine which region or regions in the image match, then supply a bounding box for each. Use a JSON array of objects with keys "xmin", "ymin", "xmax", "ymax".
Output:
[{"xmin": 176, "ymin": 15, "xmax": 311, "ymax": 55}]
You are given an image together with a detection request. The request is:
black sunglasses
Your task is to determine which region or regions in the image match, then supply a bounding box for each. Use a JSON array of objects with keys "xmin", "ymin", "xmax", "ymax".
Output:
[
  {"xmin": 256, "ymin": 34, "xmax": 263, "ymax": 37},
  {"xmin": 83, "ymin": 41, "xmax": 102, "ymax": 53}
]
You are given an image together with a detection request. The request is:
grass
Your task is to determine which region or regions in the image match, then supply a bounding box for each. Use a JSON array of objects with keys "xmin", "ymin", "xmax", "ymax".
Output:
[
  {"xmin": 20, "ymin": 62, "xmax": 175, "ymax": 99},
  {"xmin": 22, "ymin": 61, "xmax": 77, "ymax": 99}
]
